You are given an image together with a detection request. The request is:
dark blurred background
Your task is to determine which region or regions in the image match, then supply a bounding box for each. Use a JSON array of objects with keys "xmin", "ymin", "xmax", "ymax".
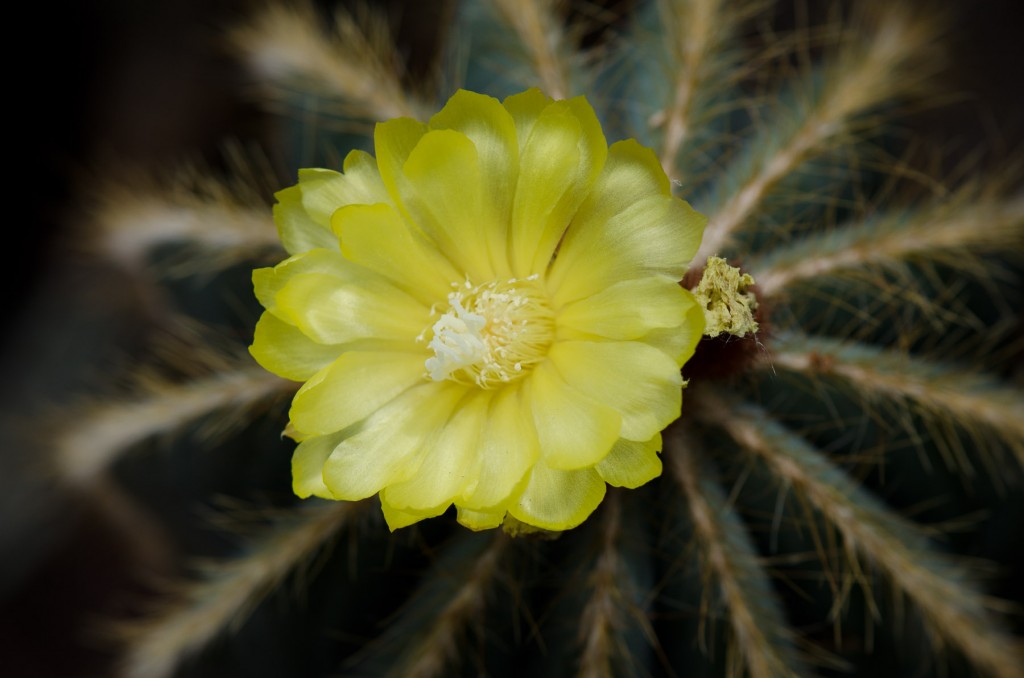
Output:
[{"xmin": 6, "ymin": 0, "xmax": 1023, "ymax": 675}]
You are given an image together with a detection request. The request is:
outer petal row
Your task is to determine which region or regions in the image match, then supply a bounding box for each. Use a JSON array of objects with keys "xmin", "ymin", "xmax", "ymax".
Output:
[
  {"xmin": 548, "ymin": 139, "xmax": 706, "ymax": 306},
  {"xmin": 289, "ymin": 351, "xmax": 426, "ymax": 436},
  {"xmin": 321, "ymin": 382, "xmax": 465, "ymax": 500},
  {"xmin": 333, "ymin": 202, "xmax": 458, "ymax": 305},
  {"xmin": 250, "ymin": 313, "xmax": 344, "ymax": 382},
  {"xmin": 253, "ymin": 248, "xmax": 430, "ymax": 346},
  {"xmin": 557, "ymin": 275, "xmax": 692, "ymax": 340},
  {"xmin": 274, "ymin": 150, "xmax": 391, "ymax": 256},
  {"xmin": 509, "ymin": 462, "xmax": 606, "ymax": 531},
  {"xmin": 548, "ymin": 340, "xmax": 683, "ymax": 442}
]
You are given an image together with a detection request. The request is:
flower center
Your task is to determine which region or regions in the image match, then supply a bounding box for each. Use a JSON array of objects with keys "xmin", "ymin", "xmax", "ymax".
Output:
[{"xmin": 422, "ymin": 275, "xmax": 554, "ymax": 389}]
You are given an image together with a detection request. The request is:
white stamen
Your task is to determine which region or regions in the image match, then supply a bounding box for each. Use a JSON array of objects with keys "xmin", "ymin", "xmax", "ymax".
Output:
[
  {"xmin": 421, "ymin": 276, "xmax": 554, "ymax": 389},
  {"xmin": 424, "ymin": 297, "xmax": 488, "ymax": 381}
]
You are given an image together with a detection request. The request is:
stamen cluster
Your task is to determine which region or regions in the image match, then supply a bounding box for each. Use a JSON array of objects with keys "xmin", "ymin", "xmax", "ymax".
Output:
[{"xmin": 424, "ymin": 274, "xmax": 553, "ymax": 388}]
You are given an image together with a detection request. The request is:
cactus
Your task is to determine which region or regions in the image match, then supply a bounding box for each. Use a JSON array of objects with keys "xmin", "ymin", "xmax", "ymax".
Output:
[{"xmin": 15, "ymin": 1, "xmax": 1023, "ymax": 676}]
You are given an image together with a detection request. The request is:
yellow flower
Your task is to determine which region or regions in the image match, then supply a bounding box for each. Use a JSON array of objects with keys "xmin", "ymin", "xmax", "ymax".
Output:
[{"xmin": 250, "ymin": 89, "xmax": 706, "ymax": 532}]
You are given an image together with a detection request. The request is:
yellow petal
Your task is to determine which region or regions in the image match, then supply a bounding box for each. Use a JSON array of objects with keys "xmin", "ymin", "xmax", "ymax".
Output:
[
  {"xmin": 458, "ymin": 383, "xmax": 538, "ymax": 510},
  {"xmin": 509, "ymin": 461, "xmax": 606, "ymax": 531},
  {"xmin": 250, "ymin": 312, "xmax": 343, "ymax": 381},
  {"xmin": 253, "ymin": 248, "xmax": 347, "ymax": 316},
  {"xmin": 383, "ymin": 390, "xmax": 492, "ymax": 511},
  {"xmin": 273, "ymin": 151, "xmax": 391, "ymax": 256},
  {"xmin": 596, "ymin": 435, "xmax": 662, "ymax": 488},
  {"xmin": 340, "ymin": 148, "xmax": 392, "ymax": 202},
  {"xmin": 399, "ymin": 129, "xmax": 495, "ymax": 282},
  {"xmin": 256, "ymin": 248, "xmax": 425, "ymax": 345},
  {"xmin": 429, "ymin": 90, "xmax": 519, "ymax": 271},
  {"xmin": 639, "ymin": 288, "xmax": 706, "ymax": 364},
  {"xmin": 528, "ymin": 360, "xmax": 621, "ymax": 470},
  {"xmin": 292, "ymin": 431, "xmax": 346, "ymax": 499},
  {"xmin": 380, "ymin": 495, "xmax": 448, "ymax": 531},
  {"xmin": 297, "ymin": 164, "xmax": 387, "ymax": 226},
  {"xmin": 551, "ymin": 194, "xmax": 706, "ymax": 306},
  {"xmin": 548, "ymin": 340, "xmax": 682, "ymax": 442},
  {"xmin": 548, "ymin": 139, "xmax": 706, "ymax": 305},
  {"xmin": 289, "ymin": 351, "xmax": 426, "ymax": 436},
  {"xmin": 576, "ymin": 139, "xmax": 670, "ymax": 220},
  {"xmin": 557, "ymin": 276, "xmax": 691, "ymax": 340},
  {"xmin": 455, "ymin": 506, "xmax": 506, "ymax": 531},
  {"xmin": 274, "ymin": 271, "xmax": 428, "ymax": 345},
  {"xmin": 373, "ymin": 116, "xmax": 429, "ymax": 212},
  {"xmin": 502, "ymin": 88, "xmax": 553, "ymax": 151},
  {"xmin": 273, "ymin": 184, "xmax": 338, "ymax": 256},
  {"xmin": 509, "ymin": 98, "xmax": 607, "ymax": 277},
  {"xmin": 322, "ymin": 382, "xmax": 464, "ymax": 500},
  {"xmin": 333, "ymin": 202, "xmax": 458, "ymax": 305}
]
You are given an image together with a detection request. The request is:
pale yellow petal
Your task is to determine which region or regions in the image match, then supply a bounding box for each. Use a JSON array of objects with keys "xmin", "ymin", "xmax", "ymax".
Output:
[
  {"xmin": 429, "ymin": 90, "xmax": 518, "ymax": 272},
  {"xmin": 528, "ymin": 360, "xmax": 621, "ymax": 470},
  {"xmin": 509, "ymin": 462, "xmax": 606, "ymax": 531},
  {"xmin": 455, "ymin": 506, "xmax": 506, "ymax": 531},
  {"xmin": 297, "ymin": 164, "xmax": 385, "ymax": 226},
  {"xmin": 550, "ymin": 194, "xmax": 706, "ymax": 306},
  {"xmin": 322, "ymin": 382, "xmax": 464, "ymax": 500},
  {"xmin": 373, "ymin": 116, "xmax": 429, "ymax": 212},
  {"xmin": 509, "ymin": 97, "xmax": 607, "ymax": 277},
  {"xmin": 399, "ymin": 129, "xmax": 495, "ymax": 282},
  {"xmin": 575, "ymin": 139, "xmax": 670, "ymax": 222},
  {"xmin": 380, "ymin": 495, "xmax": 448, "ymax": 531},
  {"xmin": 638, "ymin": 288, "xmax": 706, "ymax": 364},
  {"xmin": 340, "ymin": 148, "xmax": 392, "ymax": 203},
  {"xmin": 548, "ymin": 340, "xmax": 682, "ymax": 442},
  {"xmin": 273, "ymin": 184, "xmax": 338, "ymax": 256},
  {"xmin": 596, "ymin": 435, "xmax": 663, "ymax": 488},
  {"xmin": 502, "ymin": 88, "xmax": 552, "ymax": 152},
  {"xmin": 458, "ymin": 383, "xmax": 538, "ymax": 510},
  {"xmin": 253, "ymin": 248, "xmax": 347, "ymax": 316},
  {"xmin": 557, "ymin": 276, "xmax": 690, "ymax": 340},
  {"xmin": 292, "ymin": 431, "xmax": 346, "ymax": 499},
  {"xmin": 333, "ymin": 202, "xmax": 458, "ymax": 304},
  {"xmin": 383, "ymin": 391, "xmax": 492, "ymax": 511},
  {"xmin": 274, "ymin": 271, "xmax": 428, "ymax": 345},
  {"xmin": 548, "ymin": 139, "xmax": 706, "ymax": 305},
  {"xmin": 289, "ymin": 351, "xmax": 426, "ymax": 436},
  {"xmin": 255, "ymin": 248, "xmax": 426, "ymax": 345},
  {"xmin": 250, "ymin": 312, "xmax": 343, "ymax": 381},
  {"xmin": 274, "ymin": 151, "xmax": 391, "ymax": 257}
]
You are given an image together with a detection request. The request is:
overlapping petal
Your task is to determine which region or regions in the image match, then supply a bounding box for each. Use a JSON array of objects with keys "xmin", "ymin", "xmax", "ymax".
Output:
[
  {"xmin": 289, "ymin": 351, "xmax": 426, "ymax": 436},
  {"xmin": 322, "ymin": 382, "xmax": 464, "ymax": 500},
  {"xmin": 548, "ymin": 340, "xmax": 683, "ymax": 442},
  {"xmin": 399, "ymin": 129, "xmax": 495, "ymax": 282},
  {"xmin": 255, "ymin": 248, "xmax": 431, "ymax": 345},
  {"xmin": 596, "ymin": 435, "xmax": 664, "ymax": 488},
  {"xmin": 548, "ymin": 139, "xmax": 706, "ymax": 305},
  {"xmin": 250, "ymin": 313, "xmax": 344, "ymax": 381},
  {"xmin": 556, "ymin": 276, "xmax": 692, "ymax": 340},
  {"xmin": 333, "ymin": 202, "xmax": 458, "ymax": 305},
  {"xmin": 274, "ymin": 150, "xmax": 391, "ymax": 255},
  {"xmin": 429, "ymin": 90, "xmax": 519, "ymax": 275},
  {"xmin": 509, "ymin": 97, "xmax": 607, "ymax": 277},
  {"xmin": 458, "ymin": 384, "xmax": 538, "ymax": 510},
  {"xmin": 382, "ymin": 390, "xmax": 491, "ymax": 511},
  {"xmin": 527, "ymin": 360, "xmax": 621, "ymax": 470},
  {"xmin": 510, "ymin": 461, "xmax": 607, "ymax": 531}
]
